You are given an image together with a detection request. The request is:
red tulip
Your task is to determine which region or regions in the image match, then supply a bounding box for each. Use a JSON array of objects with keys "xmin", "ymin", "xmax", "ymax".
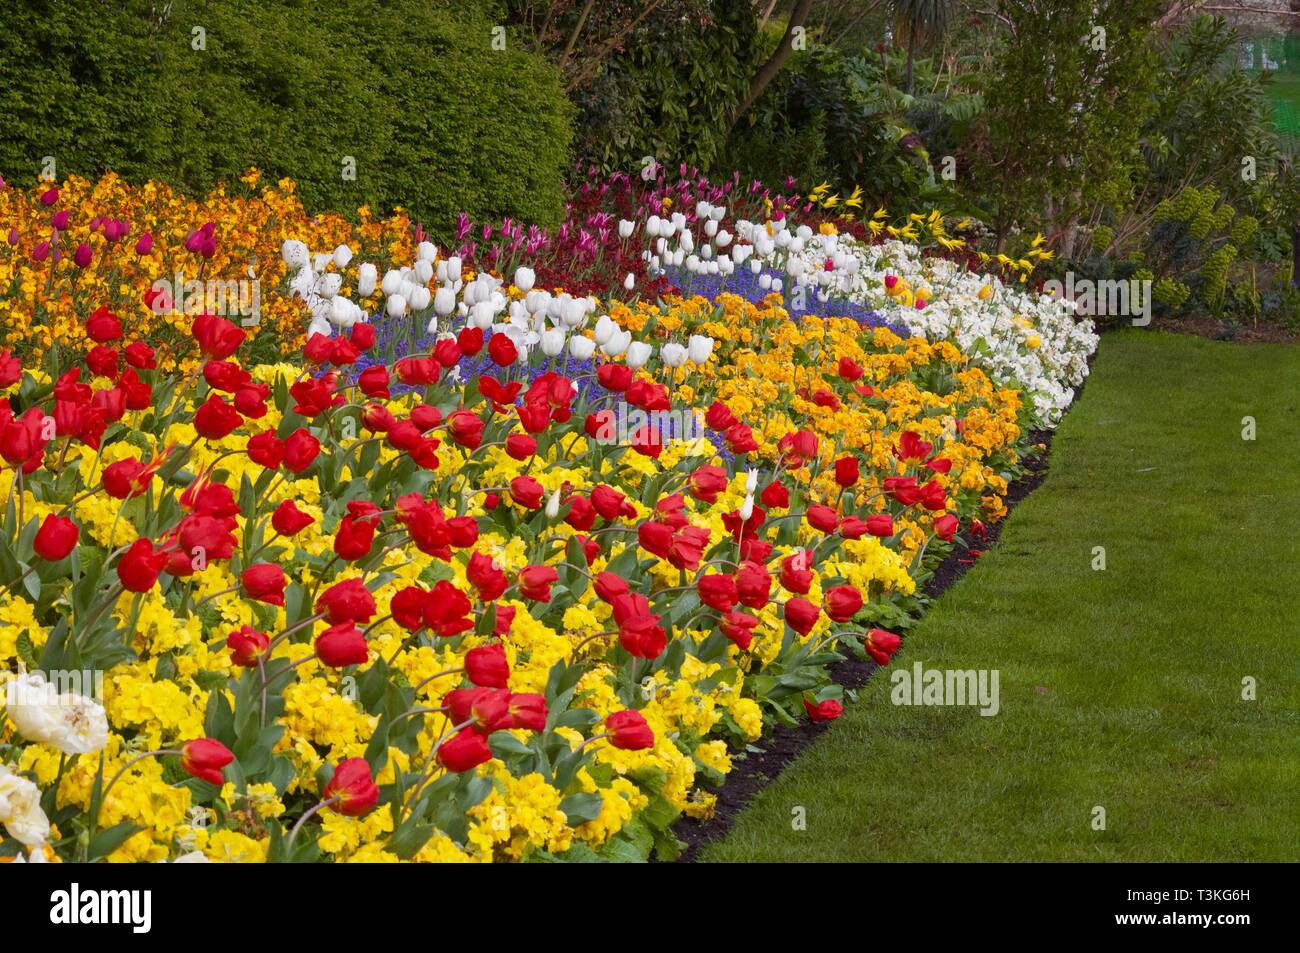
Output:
[
  {"xmin": 834, "ymin": 456, "xmax": 859, "ymax": 488},
  {"xmin": 518, "ymin": 564, "xmax": 558, "ymax": 602},
  {"xmin": 316, "ymin": 577, "xmax": 376, "ymax": 624},
  {"xmin": 865, "ymin": 628, "xmax": 902, "ymax": 665},
  {"xmin": 824, "ymin": 584, "xmax": 863, "ymax": 622},
  {"xmin": 240, "ymin": 563, "xmax": 286, "ymax": 606},
  {"xmin": 180, "ymin": 738, "xmax": 234, "ymax": 785},
  {"xmin": 606, "ymin": 710, "xmax": 654, "ymax": 750},
  {"xmin": 117, "ymin": 539, "xmax": 166, "ymax": 592},
  {"xmin": 803, "ymin": 698, "xmax": 844, "ymax": 722},
  {"xmin": 271, "ymin": 499, "xmax": 315, "ymax": 536},
  {"xmin": 283, "ymin": 428, "xmax": 320, "ymax": 473},
  {"xmin": 465, "ymin": 643, "xmax": 510, "ymax": 689},
  {"xmin": 33, "ymin": 514, "xmax": 78, "ymax": 561},
  {"xmin": 315, "ymin": 623, "xmax": 369, "ymax": 667},
  {"xmin": 323, "ymin": 758, "xmax": 379, "ymax": 816},
  {"xmin": 226, "ymin": 625, "xmax": 271, "ymax": 667},
  {"xmin": 784, "ymin": 597, "xmax": 820, "ymax": 635},
  {"xmin": 437, "ymin": 729, "xmax": 493, "ymax": 772}
]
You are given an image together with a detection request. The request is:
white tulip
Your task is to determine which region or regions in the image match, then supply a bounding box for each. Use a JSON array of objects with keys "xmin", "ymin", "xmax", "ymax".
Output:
[
  {"xmin": 446, "ymin": 256, "xmax": 463, "ymax": 283},
  {"xmin": 386, "ymin": 294, "xmax": 407, "ymax": 317},
  {"xmin": 593, "ymin": 314, "xmax": 618, "ymax": 346},
  {"xmin": 5, "ymin": 673, "xmax": 107, "ymax": 755},
  {"xmin": 417, "ymin": 240, "xmax": 438, "ymax": 262},
  {"xmin": 540, "ymin": 327, "xmax": 566, "ymax": 357},
  {"xmin": 660, "ymin": 342, "xmax": 687, "ymax": 367},
  {"xmin": 626, "ymin": 341, "xmax": 652, "ymax": 369},
  {"xmin": 471, "ymin": 301, "xmax": 496, "ymax": 329},
  {"xmin": 716, "ymin": 229, "xmax": 733, "ymax": 248},
  {"xmin": 739, "ymin": 494, "xmax": 754, "ymax": 521},
  {"xmin": 688, "ymin": 334, "xmax": 714, "ymax": 364},
  {"xmin": 414, "ymin": 259, "xmax": 434, "ymax": 284},
  {"xmin": 745, "ymin": 468, "xmax": 759, "ymax": 493},
  {"xmin": 569, "ymin": 335, "xmax": 596, "ymax": 360},
  {"xmin": 0, "ymin": 764, "xmax": 50, "ymax": 847},
  {"xmin": 618, "ymin": 219, "xmax": 635, "ymax": 239},
  {"xmin": 545, "ymin": 488, "xmax": 562, "ymax": 520},
  {"xmin": 280, "ymin": 239, "xmax": 309, "ymax": 269},
  {"xmin": 357, "ymin": 262, "xmax": 378, "ymax": 297},
  {"xmin": 314, "ymin": 273, "xmax": 342, "ymax": 299},
  {"xmin": 333, "ymin": 244, "xmax": 353, "ymax": 269},
  {"xmin": 624, "ymin": 273, "xmax": 635, "ymax": 292},
  {"xmin": 679, "ymin": 230, "xmax": 694, "ymax": 253},
  {"xmin": 433, "ymin": 286, "xmax": 457, "ymax": 317},
  {"xmin": 409, "ymin": 286, "xmax": 432, "ymax": 312},
  {"xmin": 514, "ymin": 266, "xmax": 536, "ymax": 293},
  {"xmin": 602, "ymin": 329, "xmax": 631, "ymax": 358},
  {"xmin": 381, "ymin": 270, "xmax": 402, "ymax": 296},
  {"xmin": 704, "ymin": 219, "xmax": 718, "ymax": 238}
]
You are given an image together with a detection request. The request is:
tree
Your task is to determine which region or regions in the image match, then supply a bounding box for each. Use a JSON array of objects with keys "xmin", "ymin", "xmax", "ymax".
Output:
[{"xmin": 890, "ymin": 0, "xmax": 953, "ymax": 94}]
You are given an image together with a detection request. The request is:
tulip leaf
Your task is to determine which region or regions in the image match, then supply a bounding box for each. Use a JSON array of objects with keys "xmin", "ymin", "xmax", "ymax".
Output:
[
  {"xmin": 558, "ymin": 792, "xmax": 604, "ymax": 825},
  {"xmin": 87, "ymin": 821, "xmax": 144, "ymax": 862}
]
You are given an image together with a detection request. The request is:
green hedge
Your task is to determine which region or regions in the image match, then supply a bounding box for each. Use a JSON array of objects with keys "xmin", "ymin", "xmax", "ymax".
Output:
[{"xmin": 0, "ymin": 0, "xmax": 573, "ymax": 236}]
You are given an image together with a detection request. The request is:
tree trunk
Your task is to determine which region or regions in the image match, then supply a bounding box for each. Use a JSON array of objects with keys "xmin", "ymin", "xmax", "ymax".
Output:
[
  {"xmin": 905, "ymin": 38, "xmax": 915, "ymax": 94},
  {"xmin": 729, "ymin": 0, "xmax": 817, "ymax": 133}
]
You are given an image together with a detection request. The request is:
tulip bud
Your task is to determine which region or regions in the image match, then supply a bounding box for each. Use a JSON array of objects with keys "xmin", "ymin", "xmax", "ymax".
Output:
[
  {"xmin": 540, "ymin": 327, "xmax": 565, "ymax": 357},
  {"xmin": 625, "ymin": 341, "xmax": 652, "ymax": 369},
  {"xmin": 514, "ymin": 265, "xmax": 535, "ymax": 292},
  {"xmin": 357, "ymin": 262, "xmax": 377, "ymax": 297},
  {"xmin": 569, "ymin": 335, "xmax": 595, "ymax": 360}
]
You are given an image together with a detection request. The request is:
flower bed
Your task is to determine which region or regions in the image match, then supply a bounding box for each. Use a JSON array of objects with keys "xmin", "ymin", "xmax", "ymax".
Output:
[{"xmin": 1, "ymin": 174, "xmax": 1044, "ymax": 863}]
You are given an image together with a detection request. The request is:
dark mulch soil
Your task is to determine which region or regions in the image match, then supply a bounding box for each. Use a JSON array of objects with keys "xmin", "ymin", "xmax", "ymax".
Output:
[
  {"xmin": 1102, "ymin": 315, "xmax": 1300, "ymax": 345},
  {"xmin": 669, "ymin": 374, "xmax": 1088, "ymax": 862}
]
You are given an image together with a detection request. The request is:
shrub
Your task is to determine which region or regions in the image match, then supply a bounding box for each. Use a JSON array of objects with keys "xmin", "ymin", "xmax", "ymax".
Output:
[{"xmin": 0, "ymin": 0, "xmax": 573, "ymax": 237}]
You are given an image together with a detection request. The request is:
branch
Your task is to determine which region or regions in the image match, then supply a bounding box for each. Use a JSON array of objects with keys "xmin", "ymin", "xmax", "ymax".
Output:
[{"xmin": 729, "ymin": 0, "xmax": 818, "ymax": 133}]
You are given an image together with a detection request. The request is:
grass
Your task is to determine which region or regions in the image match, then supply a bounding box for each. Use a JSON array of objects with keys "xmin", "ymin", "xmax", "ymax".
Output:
[{"xmin": 702, "ymin": 330, "xmax": 1300, "ymax": 862}]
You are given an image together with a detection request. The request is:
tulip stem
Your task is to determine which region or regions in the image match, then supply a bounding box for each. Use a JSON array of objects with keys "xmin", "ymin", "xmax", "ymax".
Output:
[
  {"xmin": 409, "ymin": 667, "xmax": 464, "ymax": 696},
  {"xmin": 284, "ymin": 795, "xmax": 342, "ymax": 858},
  {"xmin": 401, "ymin": 719, "xmax": 477, "ymax": 815},
  {"xmin": 194, "ymin": 585, "xmax": 238, "ymax": 608},
  {"xmin": 572, "ymin": 733, "xmax": 610, "ymax": 756},
  {"xmin": 6, "ymin": 563, "xmax": 38, "ymax": 593},
  {"xmin": 93, "ymin": 748, "xmax": 181, "ymax": 835}
]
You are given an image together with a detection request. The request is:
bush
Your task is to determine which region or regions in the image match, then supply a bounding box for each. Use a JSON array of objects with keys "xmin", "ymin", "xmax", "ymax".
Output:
[{"xmin": 0, "ymin": 0, "xmax": 573, "ymax": 236}]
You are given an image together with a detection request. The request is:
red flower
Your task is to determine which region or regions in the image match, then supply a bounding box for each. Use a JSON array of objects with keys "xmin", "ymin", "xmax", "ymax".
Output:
[
  {"xmin": 271, "ymin": 499, "xmax": 315, "ymax": 536},
  {"xmin": 805, "ymin": 505, "xmax": 839, "ymax": 533},
  {"xmin": 803, "ymin": 698, "xmax": 844, "ymax": 722},
  {"xmin": 226, "ymin": 625, "xmax": 270, "ymax": 667},
  {"xmin": 117, "ymin": 539, "xmax": 166, "ymax": 592},
  {"xmin": 316, "ymin": 578, "xmax": 376, "ymax": 625},
  {"xmin": 333, "ymin": 515, "xmax": 375, "ymax": 561},
  {"xmin": 698, "ymin": 573, "xmax": 739, "ymax": 612},
  {"xmin": 315, "ymin": 623, "xmax": 369, "ymax": 667},
  {"xmin": 688, "ymin": 465, "xmax": 728, "ymax": 504},
  {"xmin": 388, "ymin": 585, "xmax": 428, "ymax": 631},
  {"xmin": 192, "ymin": 313, "xmax": 245, "ymax": 359},
  {"xmin": 895, "ymin": 431, "xmax": 933, "ymax": 463},
  {"xmin": 358, "ymin": 366, "xmax": 390, "ymax": 399},
  {"xmin": 934, "ymin": 514, "xmax": 959, "ymax": 540},
  {"xmin": 33, "ymin": 514, "xmax": 78, "ymax": 561},
  {"xmin": 241, "ymin": 563, "xmax": 287, "ymax": 606},
  {"xmin": 86, "ymin": 306, "xmax": 122, "ymax": 343},
  {"xmin": 720, "ymin": 610, "xmax": 759, "ymax": 649},
  {"xmin": 437, "ymin": 729, "xmax": 493, "ymax": 772},
  {"xmin": 283, "ymin": 428, "xmax": 320, "ymax": 473},
  {"xmin": 590, "ymin": 484, "xmax": 634, "ymax": 521},
  {"xmin": 824, "ymin": 584, "xmax": 863, "ymax": 622},
  {"xmin": 865, "ymin": 628, "xmax": 902, "ymax": 665},
  {"xmin": 518, "ymin": 564, "xmax": 559, "ymax": 602},
  {"xmin": 704, "ymin": 401, "xmax": 737, "ymax": 430},
  {"xmin": 246, "ymin": 430, "xmax": 285, "ymax": 469},
  {"xmin": 446, "ymin": 409, "xmax": 484, "ymax": 449},
  {"xmin": 596, "ymin": 363, "xmax": 632, "ymax": 392},
  {"xmin": 612, "ymin": 593, "xmax": 666, "ymax": 658},
  {"xmin": 507, "ymin": 693, "xmax": 548, "ymax": 731},
  {"xmin": 919, "ymin": 480, "xmax": 947, "ymax": 511},
  {"xmin": 194, "ymin": 395, "xmax": 243, "ymax": 440},
  {"xmin": 760, "ymin": 481, "xmax": 789, "ymax": 509},
  {"xmin": 124, "ymin": 342, "xmax": 156, "ymax": 370},
  {"xmin": 834, "ymin": 456, "xmax": 859, "ymax": 488},
  {"xmin": 324, "ymin": 759, "xmax": 379, "ymax": 816},
  {"xmin": 837, "ymin": 356, "xmax": 864, "ymax": 381},
  {"xmin": 505, "ymin": 434, "xmax": 536, "ymax": 459},
  {"xmin": 606, "ymin": 710, "xmax": 654, "ymax": 750},
  {"xmin": 780, "ymin": 550, "xmax": 814, "ymax": 594},
  {"xmin": 867, "ymin": 514, "xmax": 894, "ymax": 537},
  {"xmin": 465, "ymin": 643, "xmax": 510, "ymax": 688},
  {"xmin": 395, "ymin": 357, "xmax": 440, "ymax": 386},
  {"xmin": 423, "ymin": 580, "xmax": 473, "ymax": 636},
  {"xmin": 594, "ymin": 571, "xmax": 629, "ymax": 603},
  {"xmin": 509, "ymin": 475, "xmax": 545, "ymax": 509},
  {"xmin": 784, "ymin": 597, "xmax": 820, "ymax": 635},
  {"xmin": 487, "ymin": 333, "xmax": 518, "ymax": 366},
  {"xmin": 734, "ymin": 560, "xmax": 772, "ymax": 609},
  {"xmin": 180, "ymin": 738, "xmax": 234, "ymax": 786},
  {"xmin": 466, "ymin": 551, "xmax": 508, "ymax": 601},
  {"xmin": 444, "ymin": 687, "xmax": 512, "ymax": 733}
]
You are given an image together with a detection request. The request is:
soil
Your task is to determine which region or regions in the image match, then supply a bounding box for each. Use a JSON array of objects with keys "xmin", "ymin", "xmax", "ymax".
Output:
[
  {"xmin": 1102, "ymin": 315, "xmax": 1300, "ymax": 344},
  {"xmin": 668, "ymin": 407, "xmax": 1077, "ymax": 863}
]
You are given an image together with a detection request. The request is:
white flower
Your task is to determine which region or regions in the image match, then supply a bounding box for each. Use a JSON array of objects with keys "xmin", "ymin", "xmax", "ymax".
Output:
[
  {"xmin": 625, "ymin": 340, "xmax": 653, "ymax": 369},
  {"xmin": 408, "ymin": 286, "xmax": 432, "ymax": 312},
  {"xmin": 569, "ymin": 335, "xmax": 596, "ymax": 360},
  {"xmin": 445, "ymin": 256, "xmax": 463, "ymax": 283},
  {"xmin": 601, "ymin": 329, "xmax": 631, "ymax": 358},
  {"xmin": 540, "ymin": 328, "xmax": 566, "ymax": 357},
  {"xmin": 0, "ymin": 764, "xmax": 50, "ymax": 847},
  {"xmin": 171, "ymin": 850, "xmax": 214, "ymax": 863},
  {"xmin": 417, "ymin": 241, "xmax": 438, "ymax": 262},
  {"xmin": 280, "ymin": 239, "xmax": 309, "ymax": 269},
  {"xmin": 357, "ymin": 263, "xmax": 378, "ymax": 297},
  {"xmin": 545, "ymin": 488, "xmax": 562, "ymax": 520},
  {"xmin": 618, "ymin": 219, "xmax": 635, "ymax": 239},
  {"xmin": 739, "ymin": 494, "xmax": 754, "ymax": 521},
  {"xmin": 688, "ymin": 334, "xmax": 715, "ymax": 365},
  {"xmin": 433, "ymin": 286, "xmax": 457, "ymax": 318},
  {"xmin": 332, "ymin": 244, "xmax": 353, "ymax": 269},
  {"xmin": 6, "ymin": 672, "xmax": 107, "ymax": 754},
  {"xmin": 745, "ymin": 468, "xmax": 758, "ymax": 493},
  {"xmin": 623, "ymin": 273, "xmax": 635, "ymax": 292},
  {"xmin": 660, "ymin": 342, "xmax": 687, "ymax": 367},
  {"xmin": 593, "ymin": 314, "xmax": 618, "ymax": 347},
  {"xmin": 385, "ymin": 294, "xmax": 407, "ymax": 318},
  {"xmin": 381, "ymin": 270, "xmax": 402, "ymax": 297},
  {"xmin": 514, "ymin": 266, "xmax": 536, "ymax": 293},
  {"xmin": 414, "ymin": 259, "xmax": 434, "ymax": 284}
]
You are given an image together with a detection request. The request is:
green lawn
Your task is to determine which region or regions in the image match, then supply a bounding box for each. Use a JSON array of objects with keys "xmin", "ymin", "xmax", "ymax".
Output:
[{"xmin": 702, "ymin": 330, "xmax": 1300, "ymax": 862}]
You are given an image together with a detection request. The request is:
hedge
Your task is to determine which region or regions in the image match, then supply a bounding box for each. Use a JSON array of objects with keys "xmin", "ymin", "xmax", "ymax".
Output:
[{"xmin": 0, "ymin": 0, "xmax": 574, "ymax": 236}]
